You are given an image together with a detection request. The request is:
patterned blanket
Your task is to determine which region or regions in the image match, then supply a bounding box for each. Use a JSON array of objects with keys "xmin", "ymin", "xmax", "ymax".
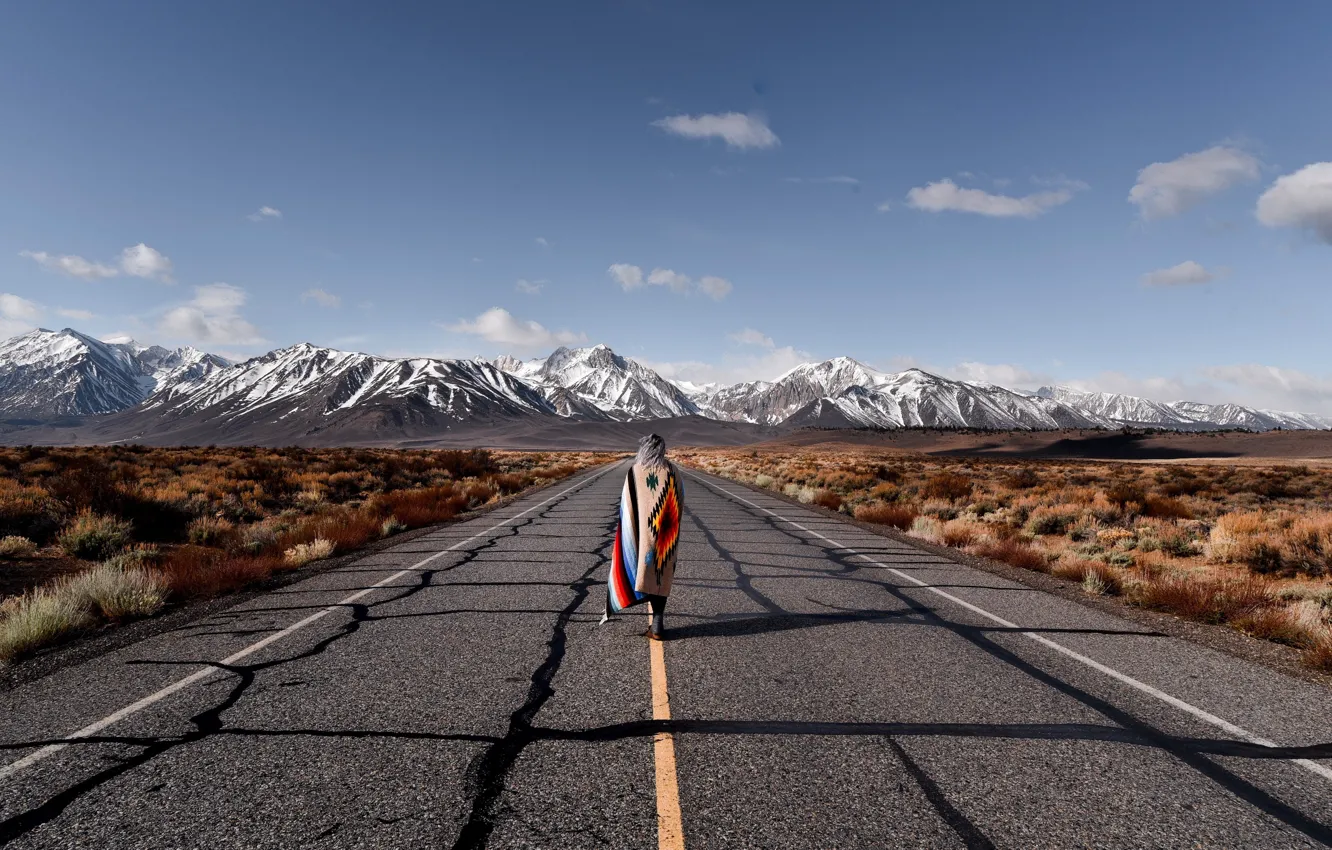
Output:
[{"xmin": 606, "ymin": 461, "xmax": 683, "ymax": 614}]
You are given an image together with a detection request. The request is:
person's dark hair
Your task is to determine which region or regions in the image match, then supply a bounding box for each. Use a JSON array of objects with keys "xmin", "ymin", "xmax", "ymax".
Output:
[{"xmin": 636, "ymin": 433, "xmax": 668, "ymax": 467}]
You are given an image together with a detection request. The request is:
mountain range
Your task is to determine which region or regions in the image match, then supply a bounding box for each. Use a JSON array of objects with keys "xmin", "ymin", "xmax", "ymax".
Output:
[{"xmin": 0, "ymin": 327, "xmax": 1326, "ymax": 445}]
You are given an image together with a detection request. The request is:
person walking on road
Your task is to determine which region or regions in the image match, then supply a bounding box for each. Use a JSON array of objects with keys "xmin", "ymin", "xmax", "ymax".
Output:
[{"xmin": 604, "ymin": 433, "xmax": 683, "ymax": 640}]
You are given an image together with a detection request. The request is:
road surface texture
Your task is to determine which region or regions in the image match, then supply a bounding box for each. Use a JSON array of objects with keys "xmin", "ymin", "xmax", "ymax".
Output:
[{"xmin": 2, "ymin": 461, "xmax": 1331, "ymax": 848}]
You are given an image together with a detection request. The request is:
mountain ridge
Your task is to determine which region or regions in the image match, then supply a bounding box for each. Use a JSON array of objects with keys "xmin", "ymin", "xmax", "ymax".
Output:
[{"xmin": 0, "ymin": 328, "xmax": 1327, "ymax": 443}]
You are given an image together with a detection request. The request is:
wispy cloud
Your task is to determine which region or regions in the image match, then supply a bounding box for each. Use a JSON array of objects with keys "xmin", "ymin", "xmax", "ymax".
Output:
[
  {"xmin": 652, "ymin": 112, "xmax": 779, "ymax": 150},
  {"xmin": 1129, "ymin": 146, "xmax": 1260, "ymax": 219},
  {"xmin": 535, "ymin": 237, "xmax": 551, "ymax": 248},
  {"xmin": 515, "ymin": 279, "xmax": 545, "ymax": 295},
  {"xmin": 608, "ymin": 264, "xmax": 732, "ymax": 300},
  {"xmin": 783, "ymin": 176, "xmax": 859, "ymax": 186},
  {"xmin": 55, "ymin": 307, "xmax": 95, "ymax": 320},
  {"xmin": 20, "ymin": 243, "xmax": 174, "ymax": 282},
  {"xmin": 1256, "ymin": 162, "xmax": 1332, "ymax": 244},
  {"xmin": 247, "ymin": 206, "xmax": 283, "ymax": 222},
  {"xmin": 445, "ymin": 307, "xmax": 586, "ymax": 351},
  {"xmin": 728, "ymin": 328, "xmax": 775, "ymax": 348},
  {"xmin": 159, "ymin": 283, "xmax": 265, "ymax": 346},
  {"xmin": 906, "ymin": 178, "xmax": 1082, "ymax": 218},
  {"xmin": 0, "ymin": 293, "xmax": 43, "ymax": 338},
  {"xmin": 1141, "ymin": 260, "xmax": 1217, "ymax": 287},
  {"xmin": 301, "ymin": 288, "xmax": 341, "ymax": 308}
]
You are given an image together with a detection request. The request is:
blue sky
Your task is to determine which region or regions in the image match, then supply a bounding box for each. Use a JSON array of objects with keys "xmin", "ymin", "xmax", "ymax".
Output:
[{"xmin": 2, "ymin": 1, "xmax": 1331, "ymax": 411}]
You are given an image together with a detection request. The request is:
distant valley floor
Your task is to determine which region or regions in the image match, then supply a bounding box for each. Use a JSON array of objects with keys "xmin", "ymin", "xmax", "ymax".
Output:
[{"xmin": 3, "ymin": 412, "xmax": 1331, "ymax": 462}]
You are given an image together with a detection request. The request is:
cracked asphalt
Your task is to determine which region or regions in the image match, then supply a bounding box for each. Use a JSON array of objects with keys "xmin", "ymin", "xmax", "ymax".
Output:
[{"xmin": 2, "ymin": 460, "xmax": 1331, "ymax": 848}]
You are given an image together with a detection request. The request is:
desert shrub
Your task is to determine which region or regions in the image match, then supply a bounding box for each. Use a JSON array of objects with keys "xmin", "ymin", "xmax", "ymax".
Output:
[
  {"xmin": 1231, "ymin": 536, "xmax": 1287, "ymax": 575},
  {"xmin": 285, "ymin": 538, "xmax": 335, "ymax": 567},
  {"xmin": 188, "ymin": 516, "xmax": 236, "ymax": 547},
  {"xmin": 921, "ymin": 499, "xmax": 959, "ymax": 520},
  {"xmin": 57, "ymin": 511, "xmax": 132, "ymax": 561},
  {"xmin": 873, "ymin": 465, "xmax": 902, "ymax": 483},
  {"xmin": 1306, "ymin": 631, "xmax": 1332, "ymax": 673},
  {"xmin": 0, "ymin": 485, "xmax": 64, "ymax": 543},
  {"xmin": 969, "ymin": 539, "xmax": 1048, "ymax": 572},
  {"xmin": 869, "ymin": 482, "xmax": 901, "ymax": 501},
  {"xmin": 940, "ymin": 519, "xmax": 983, "ymax": 548},
  {"xmin": 812, "ymin": 490, "xmax": 842, "ymax": 510},
  {"xmin": 1279, "ymin": 515, "xmax": 1332, "ymax": 577},
  {"xmin": 909, "ymin": 516, "xmax": 943, "ymax": 543},
  {"xmin": 381, "ymin": 516, "xmax": 407, "ymax": 537},
  {"xmin": 1133, "ymin": 575, "xmax": 1272, "ymax": 625},
  {"xmin": 1026, "ymin": 506, "xmax": 1077, "ymax": 536},
  {"xmin": 1142, "ymin": 496, "xmax": 1193, "ymax": 520},
  {"xmin": 1206, "ymin": 511, "xmax": 1266, "ymax": 562},
  {"xmin": 0, "ymin": 535, "xmax": 37, "ymax": 558},
  {"xmin": 1105, "ymin": 482, "xmax": 1146, "ymax": 507},
  {"xmin": 855, "ymin": 502, "xmax": 917, "ymax": 530},
  {"xmin": 61, "ymin": 562, "xmax": 166, "ymax": 621},
  {"xmin": 0, "ymin": 586, "xmax": 93, "ymax": 660},
  {"xmin": 1232, "ymin": 604, "xmax": 1316, "ymax": 648},
  {"xmin": 1003, "ymin": 467, "xmax": 1041, "ymax": 489},
  {"xmin": 1051, "ymin": 559, "xmax": 1122, "ymax": 595},
  {"xmin": 922, "ymin": 472, "xmax": 973, "ymax": 501},
  {"xmin": 753, "ymin": 474, "xmax": 775, "ymax": 489}
]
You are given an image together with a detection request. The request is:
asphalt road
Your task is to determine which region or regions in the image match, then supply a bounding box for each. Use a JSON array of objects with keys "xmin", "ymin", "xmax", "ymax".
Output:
[{"xmin": 2, "ymin": 460, "xmax": 1331, "ymax": 848}]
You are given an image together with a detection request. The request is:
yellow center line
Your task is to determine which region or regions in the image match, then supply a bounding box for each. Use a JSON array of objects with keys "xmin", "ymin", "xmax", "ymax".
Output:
[{"xmin": 649, "ymin": 612, "xmax": 685, "ymax": 850}]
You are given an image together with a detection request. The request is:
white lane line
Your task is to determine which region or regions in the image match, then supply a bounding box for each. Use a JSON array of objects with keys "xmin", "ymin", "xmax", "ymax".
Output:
[
  {"xmin": 686, "ymin": 471, "xmax": 1332, "ymax": 784},
  {"xmin": 0, "ymin": 465, "xmax": 616, "ymax": 783}
]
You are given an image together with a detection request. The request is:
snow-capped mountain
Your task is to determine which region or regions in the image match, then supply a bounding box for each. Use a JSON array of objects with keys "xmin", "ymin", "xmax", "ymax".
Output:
[
  {"xmin": 136, "ymin": 343, "xmax": 556, "ymax": 438},
  {"xmin": 493, "ymin": 344, "xmax": 700, "ymax": 420},
  {"xmin": 0, "ymin": 328, "xmax": 229, "ymax": 418},
  {"xmin": 766, "ymin": 365, "xmax": 1108, "ymax": 430},
  {"xmin": 0, "ymin": 327, "xmax": 1327, "ymax": 441}
]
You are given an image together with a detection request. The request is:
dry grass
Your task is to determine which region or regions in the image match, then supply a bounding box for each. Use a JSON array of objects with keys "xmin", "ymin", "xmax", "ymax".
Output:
[
  {"xmin": 854, "ymin": 502, "xmax": 917, "ymax": 530},
  {"xmin": 680, "ymin": 446, "xmax": 1332, "ymax": 671},
  {"xmin": 285, "ymin": 538, "xmax": 335, "ymax": 567},
  {"xmin": 0, "ymin": 535, "xmax": 36, "ymax": 558},
  {"xmin": 0, "ymin": 446, "xmax": 602, "ymax": 661}
]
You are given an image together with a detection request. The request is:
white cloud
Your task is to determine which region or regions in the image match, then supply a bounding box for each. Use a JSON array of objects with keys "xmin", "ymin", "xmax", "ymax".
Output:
[
  {"xmin": 1128, "ymin": 146, "xmax": 1260, "ymax": 219},
  {"xmin": 946, "ymin": 361, "xmax": 1053, "ymax": 389},
  {"xmin": 697, "ymin": 275, "xmax": 733, "ymax": 300},
  {"xmin": 646, "ymin": 338, "xmax": 812, "ymax": 386},
  {"xmin": 20, "ymin": 242, "xmax": 174, "ymax": 282},
  {"xmin": 301, "ymin": 288, "xmax": 342, "ymax": 308},
  {"xmin": 647, "ymin": 268, "xmax": 692, "ymax": 292},
  {"xmin": 609, "ymin": 263, "xmax": 732, "ymax": 300},
  {"xmin": 728, "ymin": 328, "xmax": 775, "ymax": 348},
  {"xmin": 651, "ymin": 112, "xmax": 779, "ymax": 150},
  {"xmin": 471, "ymin": 256, "xmax": 483, "ymax": 264},
  {"xmin": 515, "ymin": 279, "xmax": 544, "ymax": 295},
  {"xmin": 905, "ymin": 178, "xmax": 1079, "ymax": 218},
  {"xmin": 247, "ymin": 206, "xmax": 283, "ymax": 222},
  {"xmin": 784, "ymin": 176, "xmax": 859, "ymax": 185},
  {"xmin": 55, "ymin": 307, "xmax": 95, "ymax": 320},
  {"xmin": 608, "ymin": 263, "xmax": 645, "ymax": 291},
  {"xmin": 875, "ymin": 201, "xmax": 892, "ymax": 213},
  {"xmin": 0, "ymin": 293, "xmax": 43, "ymax": 338},
  {"xmin": 535, "ymin": 237, "xmax": 551, "ymax": 248},
  {"xmin": 1255, "ymin": 162, "xmax": 1332, "ymax": 244},
  {"xmin": 158, "ymin": 283, "xmax": 265, "ymax": 346},
  {"xmin": 1141, "ymin": 260, "xmax": 1216, "ymax": 287},
  {"xmin": 19, "ymin": 251, "xmax": 118, "ymax": 280},
  {"xmin": 1201, "ymin": 364, "xmax": 1332, "ymax": 414},
  {"xmin": 445, "ymin": 307, "xmax": 586, "ymax": 351},
  {"xmin": 118, "ymin": 243, "xmax": 174, "ymax": 282}
]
